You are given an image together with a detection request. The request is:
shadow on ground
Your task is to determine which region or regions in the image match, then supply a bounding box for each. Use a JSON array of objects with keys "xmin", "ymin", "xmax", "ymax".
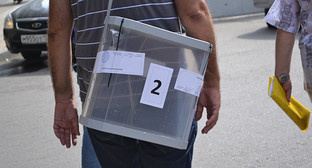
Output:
[
  {"xmin": 238, "ymin": 27, "xmax": 277, "ymax": 40},
  {"xmin": 0, "ymin": 53, "xmax": 48, "ymax": 77}
]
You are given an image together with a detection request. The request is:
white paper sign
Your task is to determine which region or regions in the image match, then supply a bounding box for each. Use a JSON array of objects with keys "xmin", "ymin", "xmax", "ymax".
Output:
[
  {"xmin": 94, "ymin": 50, "xmax": 145, "ymax": 76},
  {"xmin": 174, "ymin": 68, "xmax": 203, "ymax": 97},
  {"xmin": 140, "ymin": 63, "xmax": 173, "ymax": 109}
]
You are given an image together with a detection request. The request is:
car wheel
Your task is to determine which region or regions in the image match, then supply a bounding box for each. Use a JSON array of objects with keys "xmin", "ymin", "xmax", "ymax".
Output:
[
  {"xmin": 264, "ymin": 8, "xmax": 276, "ymax": 29},
  {"xmin": 21, "ymin": 51, "xmax": 42, "ymax": 60}
]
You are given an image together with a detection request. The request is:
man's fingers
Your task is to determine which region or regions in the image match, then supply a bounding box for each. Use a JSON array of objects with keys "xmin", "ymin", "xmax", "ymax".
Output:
[
  {"xmin": 206, "ymin": 106, "xmax": 219, "ymax": 119},
  {"xmin": 65, "ymin": 129, "xmax": 71, "ymax": 148},
  {"xmin": 202, "ymin": 119, "xmax": 217, "ymax": 134},
  {"xmin": 71, "ymin": 120, "xmax": 79, "ymax": 147},
  {"xmin": 53, "ymin": 125, "xmax": 62, "ymax": 139},
  {"xmin": 55, "ymin": 125, "xmax": 79, "ymax": 147},
  {"xmin": 54, "ymin": 119, "xmax": 80, "ymax": 148},
  {"xmin": 72, "ymin": 132, "xmax": 78, "ymax": 146},
  {"xmin": 286, "ymin": 89, "xmax": 291, "ymax": 102},
  {"xmin": 59, "ymin": 128, "xmax": 66, "ymax": 146},
  {"xmin": 71, "ymin": 119, "xmax": 80, "ymax": 136},
  {"xmin": 202, "ymin": 109, "xmax": 219, "ymax": 134},
  {"xmin": 282, "ymin": 80, "xmax": 292, "ymax": 102},
  {"xmin": 54, "ymin": 127, "xmax": 66, "ymax": 146}
]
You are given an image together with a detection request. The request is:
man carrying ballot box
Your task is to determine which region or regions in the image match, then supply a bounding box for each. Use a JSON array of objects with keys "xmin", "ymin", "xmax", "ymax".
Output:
[{"xmin": 48, "ymin": 0, "xmax": 220, "ymax": 167}]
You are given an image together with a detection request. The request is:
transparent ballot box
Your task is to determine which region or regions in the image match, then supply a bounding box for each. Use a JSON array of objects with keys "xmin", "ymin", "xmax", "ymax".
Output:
[{"xmin": 80, "ymin": 16, "xmax": 212, "ymax": 149}]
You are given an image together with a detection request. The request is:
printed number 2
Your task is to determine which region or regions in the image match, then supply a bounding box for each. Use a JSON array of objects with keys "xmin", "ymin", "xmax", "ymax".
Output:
[{"xmin": 151, "ymin": 80, "xmax": 162, "ymax": 95}]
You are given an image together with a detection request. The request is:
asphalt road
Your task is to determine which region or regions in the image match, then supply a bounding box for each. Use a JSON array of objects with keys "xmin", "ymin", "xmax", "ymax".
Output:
[{"xmin": 1, "ymin": 10, "xmax": 312, "ymax": 168}]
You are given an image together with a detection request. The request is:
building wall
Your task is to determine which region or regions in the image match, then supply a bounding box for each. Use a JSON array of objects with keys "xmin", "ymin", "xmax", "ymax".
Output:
[{"xmin": 206, "ymin": 0, "xmax": 263, "ymax": 18}]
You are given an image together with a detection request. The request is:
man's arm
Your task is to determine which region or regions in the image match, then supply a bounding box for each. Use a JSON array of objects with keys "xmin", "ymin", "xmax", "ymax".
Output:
[
  {"xmin": 275, "ymin": 29, "xmax": 296, "ymax": 102},
  {"xmin": 175, "ymin": 0, "xmax": 220, "ymax": 134},
  {"xmin": 48, "ymin": 0, "xmax": 79, "ymax": 148}
]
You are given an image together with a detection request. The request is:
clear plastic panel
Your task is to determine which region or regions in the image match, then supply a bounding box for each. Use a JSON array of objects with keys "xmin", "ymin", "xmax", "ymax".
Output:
[{"xmin": 81, "ymin": 16, "xmax": 210, "ymax": 148}]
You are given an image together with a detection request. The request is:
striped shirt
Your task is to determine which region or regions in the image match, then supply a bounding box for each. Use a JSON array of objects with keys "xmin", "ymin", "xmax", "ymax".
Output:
[{"xmin": 70, "ymin": 0, "xmax": 181, "ymax": 102}]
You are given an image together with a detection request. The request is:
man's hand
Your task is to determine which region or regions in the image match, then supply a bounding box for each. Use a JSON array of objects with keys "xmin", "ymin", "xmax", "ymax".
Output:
[
  {"xmin": 195, "ymin": 84, "xmax": 220, "ymax": 134},
  {"xmin": 281, "ymin": 79, "xmax": 292, "ymax": 102},
  {"xmin": 53, "ymin": 100, "xmax": 80, "ymax": 148}
]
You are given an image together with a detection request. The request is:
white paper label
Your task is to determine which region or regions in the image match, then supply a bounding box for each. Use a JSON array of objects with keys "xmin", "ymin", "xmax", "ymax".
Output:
[
  {"xmin": 140, "ymin": 63, "xmax": 173, "ymax": 109},
  {"xmin": 174, "ymin": 68, "xmax": 203, "ymax": 97},
  {"xmin": 94, "ymin": 50, "xmax": 145, "ymax": 76}
]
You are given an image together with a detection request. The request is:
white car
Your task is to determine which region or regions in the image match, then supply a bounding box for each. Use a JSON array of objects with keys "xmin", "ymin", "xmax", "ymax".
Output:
[{"xmin": 253, "ymin": 0, "xmax": 275, "ymax": 28}]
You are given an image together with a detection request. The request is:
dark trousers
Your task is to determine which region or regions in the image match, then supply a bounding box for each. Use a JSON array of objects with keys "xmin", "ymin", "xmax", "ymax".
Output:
[{"xmin": 88, "ymin": 121, "xmax": 198, "ymax": 168}]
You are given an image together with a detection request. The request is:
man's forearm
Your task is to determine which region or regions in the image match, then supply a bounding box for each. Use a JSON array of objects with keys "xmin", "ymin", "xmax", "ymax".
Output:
[
  {"xmin": 48, "ymin": 0, "xmax": 74, "ymax": 101},
  {"xmin": 48, "ymin": 34, "xmax": 73, "ymax": 101},
  {"xmin": 275, "ymin": 29, "xmax": 296, "ymax": 77},
  {"xmin": 175, "ymin": 0, "xmax": 220, "ymax": 87}
]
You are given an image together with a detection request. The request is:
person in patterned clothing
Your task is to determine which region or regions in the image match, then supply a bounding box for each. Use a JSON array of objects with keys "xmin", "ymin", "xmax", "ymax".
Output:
[{"xmin": 265, "ymin": 0, "xmax": 312, "ymax": 102}]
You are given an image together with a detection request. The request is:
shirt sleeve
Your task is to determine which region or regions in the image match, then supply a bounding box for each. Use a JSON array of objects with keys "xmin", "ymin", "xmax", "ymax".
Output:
[{"xmin": 264, "ymin": 0, "xmax": 300, "ymax": 34}]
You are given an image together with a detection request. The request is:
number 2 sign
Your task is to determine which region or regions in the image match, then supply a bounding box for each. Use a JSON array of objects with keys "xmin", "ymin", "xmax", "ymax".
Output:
[{"xmin": 140, "ymin": 63, "xmax": 173, "ymax": 109}]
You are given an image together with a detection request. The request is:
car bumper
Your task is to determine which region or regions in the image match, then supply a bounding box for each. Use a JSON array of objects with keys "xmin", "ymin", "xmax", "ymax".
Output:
[
  {"xmin": 3, "ymin": 28, "xmax": 47, "ymax": 54},
  {"xmin": 253, "ymin": 0, "xmax": 274, "ymax": 9}
]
